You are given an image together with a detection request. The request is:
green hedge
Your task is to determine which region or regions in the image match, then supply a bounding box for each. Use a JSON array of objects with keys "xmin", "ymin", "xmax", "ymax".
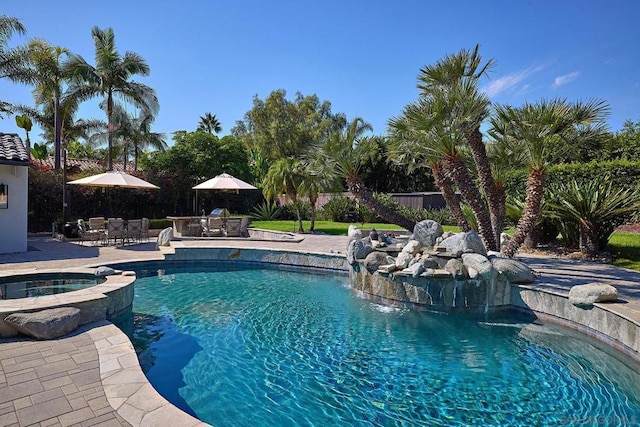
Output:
[{"xmin": 504, "ymin": 160, "xmax": 640, "ymax": 199}]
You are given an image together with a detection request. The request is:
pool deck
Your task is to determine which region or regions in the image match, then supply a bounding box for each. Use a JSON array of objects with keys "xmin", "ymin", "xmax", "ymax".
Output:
[{"xmin": 1, "ymin": 235, "xmax": 640, "ymax": 426}]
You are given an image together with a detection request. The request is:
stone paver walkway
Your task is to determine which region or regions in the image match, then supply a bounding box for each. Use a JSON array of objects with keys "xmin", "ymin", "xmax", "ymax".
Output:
[{"xmin": 0, "ymin": 324, "xmax": 131, "ymax": 426}]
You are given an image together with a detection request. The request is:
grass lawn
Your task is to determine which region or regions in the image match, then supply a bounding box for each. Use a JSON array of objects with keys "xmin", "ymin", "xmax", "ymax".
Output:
[
  {"xmin": 251, "ymin": 220, "xmax": 640, "ymax": 271},
  {"xmin": 250, "ymin": 220, "xmax": 459, "ymax": 235},
  {"xmin": 609, "ymin": 232, "xmax": 640, "ymax": 271}
]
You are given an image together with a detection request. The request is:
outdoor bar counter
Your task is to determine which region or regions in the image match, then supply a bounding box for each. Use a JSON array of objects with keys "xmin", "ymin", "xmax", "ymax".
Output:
[{"xmin": 167, "ymin": 216, "xmax": 200, "ymax": 237}]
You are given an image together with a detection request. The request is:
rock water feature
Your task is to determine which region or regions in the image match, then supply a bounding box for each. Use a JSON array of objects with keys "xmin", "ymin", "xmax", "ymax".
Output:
[{"xmin": 346, "ymin": 220, "xmax": 537, "ymax": 312}]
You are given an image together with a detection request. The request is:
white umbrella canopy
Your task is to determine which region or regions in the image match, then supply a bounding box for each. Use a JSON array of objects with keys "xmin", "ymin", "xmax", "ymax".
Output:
[
  {"xmin": 192, "ymin": 173, "xmax": 256, "ymax": 192},
  {"xmin": 67, "ymin": 171, "xmax": 160, "ymax": 189}
]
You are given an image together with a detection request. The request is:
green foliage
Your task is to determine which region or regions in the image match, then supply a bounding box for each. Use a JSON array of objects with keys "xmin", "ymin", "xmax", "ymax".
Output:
[
  {"xmin": 30, "ymin": 142, "xmax": 48, "ymax": 160},
  {"xmin": 250, "ymin": 201, "xmax": 282, "ymax": 220},
  {"xmin": 283, "ymin": 201, "xmax": 311, "ymax": 221},
  {"xmin": 149, "ymin": 218, "xmax": 172, "ymax": 229},
  {"xmin": 546, "ymin": 176, "xmax": 640, "ymax": 253},
  {"xmin": 504, "ymin": 160, "xmax": 640, "ymax": 200},
  {"xmin": 607, "ymin": 120, "xmax": 640, "ymax": 161},
  {"xmin": 15, "ymin": 114, "xmax": 32, "ymax": 131},
  {"xmin": 399, "ymin": 206, "xmax": 457, "ymax": 226},
  {"xmin": 318, "ymin": 196, "xmax": 360, "ymax": 222}
]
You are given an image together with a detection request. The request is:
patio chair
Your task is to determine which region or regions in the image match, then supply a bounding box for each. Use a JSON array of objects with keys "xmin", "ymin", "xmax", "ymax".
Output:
[
  {"xmin": 127, "ymin": 219, "xmax": 142, "ymax": 243},
  {"xmin": 141, "ymin": 217, "xmax": 150, "ymax": 242},
  {"xmin": 240, "ymin": 217, "xmax": 250, "ymax": 237},
  {"xmin": 89, "ymin": 217, "xmax": 105, "ymax": 233},
  {"xmin": 225, "ymin": 218, "xmax": 243, "ymax": 237},
  {"xmin": 106, "ymin": 218, "xmax": 126, "ymax": 245},
  {"xmin": 78, "ymin": 218, "xmax": 103, "ymax": 245},
  {"xmin": 202, "ymin": 216, "xmax": 224, "ymax": 237}
]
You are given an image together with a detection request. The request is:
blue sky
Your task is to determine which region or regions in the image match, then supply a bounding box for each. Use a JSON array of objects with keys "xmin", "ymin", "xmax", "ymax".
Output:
[{"xmin": 1, "ymin": 0, "xmax": 638, "ymax": 146}]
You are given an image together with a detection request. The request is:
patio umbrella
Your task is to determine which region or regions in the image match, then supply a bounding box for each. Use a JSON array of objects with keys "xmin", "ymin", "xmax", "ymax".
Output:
[
  {"xmin": 67, "ymin": 171, "xmax": 160, "ymax": 189},
  {"xmin": 67, "ymin": 171, "xmax": 159, "ymax": 217},
  {"xmin": 192, "ymin": 172, "xmax": 257, "ymax": 214},
  {"xmin": 192, "ymin": 173, "xmax": 256, "ymax": 192}
]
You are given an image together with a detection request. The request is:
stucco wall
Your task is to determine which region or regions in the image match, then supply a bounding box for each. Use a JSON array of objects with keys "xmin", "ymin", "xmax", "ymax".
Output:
[{"xmin": 0, "ymin": 164, "xmax": 28, "ymax": 254}]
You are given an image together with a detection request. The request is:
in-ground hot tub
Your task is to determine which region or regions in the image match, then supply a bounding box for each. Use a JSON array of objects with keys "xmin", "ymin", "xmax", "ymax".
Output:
[
  {"xmin": 0, "ymin": 272, "xmax": 105, "ymax": 300},
  {"xmin": 0, "ymin": 268, "xmax": 136, "ymax": 337}
]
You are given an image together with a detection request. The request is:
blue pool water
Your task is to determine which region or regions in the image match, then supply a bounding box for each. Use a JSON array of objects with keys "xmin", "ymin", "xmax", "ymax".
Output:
[{"xmin": 116, "ymin": 263, "xmax": 640, "ymax": 426}]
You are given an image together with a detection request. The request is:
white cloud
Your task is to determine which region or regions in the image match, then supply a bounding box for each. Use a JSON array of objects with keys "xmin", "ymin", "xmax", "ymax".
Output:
[
  {"xmin": 482, "ymin": 65, "xmax": 545, "ymax": 97},
  {"xmin": 553, "ymin": 71, "xmax": 580, "ymax": 87}
]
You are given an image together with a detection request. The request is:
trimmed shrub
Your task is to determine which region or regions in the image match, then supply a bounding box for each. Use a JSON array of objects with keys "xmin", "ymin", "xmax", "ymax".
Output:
[{"xmin": 318, "ymin": 196, "xmax": 360, "ymax": 222}]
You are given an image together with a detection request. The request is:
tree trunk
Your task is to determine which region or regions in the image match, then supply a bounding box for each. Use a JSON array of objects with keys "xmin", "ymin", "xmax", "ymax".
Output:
[
  {"xmin": 107, "ymin": 91, "xmax": 114, "ymax": 171},
  {"xmin": 287, "ymin": 190, "xmax": 304, "ymax": 233},
  {"xmin": 347, "ymin": 175, "xmax": 416, "ymax": 231},
  {"xmin": 444, "ymin": 153, "xmax": 497, "ymax": 251},
  {"xmin": 432, "ymin": 162, "xmax": 471, "ymax": 232},
  {"xmin": 503, "ymin": 168, "xmax": 545, "ymax": 257},
  {"xmin": 309, "ymin": 192, "xmax": 317, "ymax": 232},
  {"xmin": 54, "ymin": 94, "xmax": 62, "ymax": 170},
  {"xmin": 465, "ymin": 126, "xmax": 505, "ymax": 244},
  {"xmin": 579, "ymin": 223, "xmax": 598, "ymax": 256}
]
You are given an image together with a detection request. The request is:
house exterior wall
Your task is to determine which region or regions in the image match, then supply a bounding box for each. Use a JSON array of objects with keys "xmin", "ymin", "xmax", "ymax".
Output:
[{"xmin": 0, "ymin": 164, "xmax": 28, "ymax": 253}]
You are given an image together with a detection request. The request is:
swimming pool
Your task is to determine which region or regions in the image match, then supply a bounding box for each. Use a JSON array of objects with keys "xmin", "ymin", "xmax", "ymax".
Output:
[
  {"xmin": 0, "ymin": 273, "xmax": 105, "ymax": 300},
  {"xmin": 116, "ymin": 262, "xmax": 640, "ymax": 426}
]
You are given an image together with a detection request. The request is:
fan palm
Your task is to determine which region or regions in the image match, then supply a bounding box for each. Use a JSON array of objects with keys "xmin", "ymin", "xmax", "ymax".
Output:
[
  {"xmin": 416, "ymin": 45, "xmax": 503, "ymax": 248},
  {"xmin": 198, "ymin": 112, "xmax": 222, "ymax": 134},
  {"xmin": 490, "ymin": 98, "xmax": 611, "ymax": 257},
  {"xmin": 388, "ymin": 98, "xmax": 472, "ymax": 233},
  {"xmin": 316, "ymin": 117, "xmax": 416, "ymax": 231},
  {"xmin": 262, "ymin": 157, "xmax": 305, "ymax": 233},
  {"xmin": 66, "ymin": 26, "xmax": 159, "ymax": 170}
]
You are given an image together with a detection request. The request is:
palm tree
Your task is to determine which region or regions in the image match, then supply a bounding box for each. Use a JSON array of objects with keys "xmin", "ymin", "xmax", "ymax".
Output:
[
  {"xmin": 262, "ymin": 157, "xmax": 306, "ymax": 233},
  {"xmin": 316, "ymin": 117, "xmax": 416, "ymax": 231},
  {"xmin": 388, "ymin": 99, "xmax": 471, "ymax": 232},
  {"xmin": 490, "ymin": 98, "xmax": 610, "ymax": 257},
  {"xmin": 66, "ymin": 26, "xmax": 159, "ymax": 170},
  {"xmin": 14, "ymin": 84, "xmax": 105, "ymax": 159},
  {"xmin": 11, "ymin": 39, "xmax": 73, "ymax": 169},
  {"xmin": 109, "ymin": 103, "xmax": 167, "ymax": 170},
  {"xmin": 0, "ymin": 15, "xmax": 27, "ymax": 118},
  {"xmin": 198, "ymin": 112, "xmax": 222, "ymax": 134},
  {"xmin": 416, "ymin": 45, "xmax": 503, "ymax": 248}
]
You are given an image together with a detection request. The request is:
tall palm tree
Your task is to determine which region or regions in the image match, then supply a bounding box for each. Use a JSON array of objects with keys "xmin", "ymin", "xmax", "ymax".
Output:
[
  {"xmin": 198, "ymin": 112, "xmax": 222, "ymax": 134},
  {"xmin": 11, "ymin": 39, "xmax": 73, "ymax": 169},
  {"xmin": 489, "ymin": 98, "xmax": 610, "ymax": 257},
  {"xmin": 14, "ymin": 85, "xmax": 105, "ymax": 158},
  {"xmin": 0, "ymin": 15, "xmax": 27, "ymax": 118},
  {"xmin": 416, "ymin": 45, "xmax": 503, "ymax": 248},
  {"xmin": 66, "ymin": 26, "xmax": 159, "ymax": 170},
  {"xmin": 316, "ymin": 117, "xmax": 416, "ymax": 231}
]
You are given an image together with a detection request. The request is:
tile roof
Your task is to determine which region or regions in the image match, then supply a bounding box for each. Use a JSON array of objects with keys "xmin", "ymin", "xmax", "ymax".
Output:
[
  {"xmin": 0, "ymin": 133, "xmax": 30, "ymax": 164},
  {"xmin": 37, "ymin": 157, "xmax": 134, "ymax": 173}
]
